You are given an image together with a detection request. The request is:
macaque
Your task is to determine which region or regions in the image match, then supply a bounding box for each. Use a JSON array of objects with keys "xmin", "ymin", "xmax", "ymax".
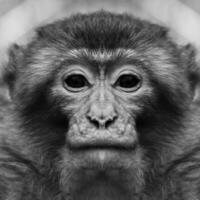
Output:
[{"xmin": 0, "ymin": 11, "xmax": 200, "ymax": 200}]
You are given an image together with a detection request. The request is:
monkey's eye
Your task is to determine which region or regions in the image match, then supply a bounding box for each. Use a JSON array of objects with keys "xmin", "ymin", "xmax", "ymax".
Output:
[
  {"xmin": 114, "ymin": 73, "xmax": 141, "ymax": 92},
  {"xmin": 63, "ymin": 74, "xmax": 90, "ymax": 92}
]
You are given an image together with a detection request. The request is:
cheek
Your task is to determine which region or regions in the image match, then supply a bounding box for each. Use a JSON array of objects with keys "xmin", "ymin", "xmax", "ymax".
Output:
[{"xmin": 112, "ymin": 90, "xmax": 155, "ymax": 121}]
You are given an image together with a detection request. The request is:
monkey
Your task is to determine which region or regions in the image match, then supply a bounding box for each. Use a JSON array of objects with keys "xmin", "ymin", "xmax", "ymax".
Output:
[{"xmin": 0, "ymin": 10, "xmax": 200, "ymax": 200}]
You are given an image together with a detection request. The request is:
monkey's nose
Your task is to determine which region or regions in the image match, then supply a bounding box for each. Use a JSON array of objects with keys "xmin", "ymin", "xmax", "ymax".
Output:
[
  {"xmin": 87, "ymin": 115, "xmax": 118, "ymax": 129},
  {"xmin": 86, "ymin": 102, "xmax": 118, "ymax": 129}
]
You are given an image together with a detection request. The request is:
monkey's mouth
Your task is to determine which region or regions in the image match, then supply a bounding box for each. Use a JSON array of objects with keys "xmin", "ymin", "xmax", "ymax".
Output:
[
  {"xmin": 66, "ymin": 136, "xmax": 137, "ymax": 170},
  {"xmin": 65, "ymin": 123, "xmax": 138, "ymax": 169},
  {"xmin": 67, "ymin": 124, "xmax": 137, "ymax": 150},
  {"xmin": 68, "ymin": 138, "xmax": 137, "ymax": 150},
  {"xmin": 69, "ymin": 145, "xmax": 137, "ymax": 170}
]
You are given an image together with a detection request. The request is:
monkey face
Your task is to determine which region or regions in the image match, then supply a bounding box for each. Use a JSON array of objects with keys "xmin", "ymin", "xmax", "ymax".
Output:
[
  {"xmin": 48, "ymin": 52, "xmax": 148, "ymax": 168},
  {"xmin": 5, "ymin": 11, "xmax": 197, "ymax": 200},
  {"xmin": 9, "ymin": 44, "xmax": 191, "ymax": 199},
  {"xmin": 11, "ymin": 44, "xmax": 191, "ymax": 197},
  {"xmin": 63, "ymin": 66, "xmax": 140, "ymax": 146}
]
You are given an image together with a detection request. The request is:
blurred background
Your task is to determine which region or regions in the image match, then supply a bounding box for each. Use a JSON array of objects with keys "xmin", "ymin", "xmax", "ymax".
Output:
[{"xmin": 0, "ymin": 0, "xmax": 199, "ymax": 97}]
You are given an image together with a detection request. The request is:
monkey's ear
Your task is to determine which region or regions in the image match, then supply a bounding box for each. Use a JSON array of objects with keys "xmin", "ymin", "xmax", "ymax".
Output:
[
  {"xmin": 0, "ymin": 44, "xmax": 24, "ymax": 100},
  {"xmin": 181, "ymin": 44, "xmax": 200, "ymax": 102}
]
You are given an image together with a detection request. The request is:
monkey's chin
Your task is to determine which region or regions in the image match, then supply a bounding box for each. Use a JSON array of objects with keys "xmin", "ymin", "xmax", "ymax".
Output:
[
  {"xmin": 80, "ymin": 149, "xmax": 130, "ymax": 170},
  {"xmin": 60, "ymin": 148, "xmax": 145, "ymax": 200},
  {"xmin": 68, "ymin": 147, "xmax": 143, "ymax": 176}
]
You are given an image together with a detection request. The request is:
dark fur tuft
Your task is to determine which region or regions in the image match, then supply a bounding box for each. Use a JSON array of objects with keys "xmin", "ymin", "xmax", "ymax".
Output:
[{"xmin": 36, "ymin": 11, "xmax": 168, "ymax": 50}]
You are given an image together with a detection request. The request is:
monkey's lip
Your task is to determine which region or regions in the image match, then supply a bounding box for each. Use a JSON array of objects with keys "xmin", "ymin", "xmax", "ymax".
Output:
[
  {"xmin": 66, "ymin": 127, "xmax": 138, "ymax": 169},
  {"xmin": 67, "ymin": 127, "xmax": 137, "ymax": 150},
  {"xmin": 67, "ymin": 139, "xmax": 137, "ymax": 152},
  {"xmin": 67, "ymin": 137, "xmax": 138, "ymax": 170}
]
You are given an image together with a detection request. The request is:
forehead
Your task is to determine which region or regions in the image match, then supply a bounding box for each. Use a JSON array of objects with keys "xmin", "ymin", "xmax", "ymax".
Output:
[
  {"xmin": 66, "ymin": 48, "xmax": 138, "ymax": 65},
  {"xmin": 26, "ymin": 48, "xmax": 142, "ymax": 80},
  {"xmin": 28, "ymin": 47, "xmax": 165, "ymax": 74},
  {"xmin": 31, "ymin": 47, "xmax": 172, "ymax": 66},
  {"xmin": 27, "ymin": 46, "xmax": 179, "ymax": 82}
]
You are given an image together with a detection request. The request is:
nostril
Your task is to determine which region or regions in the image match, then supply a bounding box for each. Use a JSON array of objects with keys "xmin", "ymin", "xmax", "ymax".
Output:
[
  {"xmin": 87, "ymin": 115, "xmax": 118, "ymax": 129},
  {"xmin": 86, "ymin": 116, "xmax": 100, "ymax": 128},
  {"xmin": 105, "ymin": 116, "xmax": 118, "ymax": 128}
]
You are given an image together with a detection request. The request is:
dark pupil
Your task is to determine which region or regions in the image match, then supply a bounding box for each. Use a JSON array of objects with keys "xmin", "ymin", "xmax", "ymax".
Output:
[
  {"xmin": 117, "ymin": 74, "xmax": 140, "ymax": 88},
  {"xmin": 65, "ymin": 74, "xmax": 87, "ymax": 88}
]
